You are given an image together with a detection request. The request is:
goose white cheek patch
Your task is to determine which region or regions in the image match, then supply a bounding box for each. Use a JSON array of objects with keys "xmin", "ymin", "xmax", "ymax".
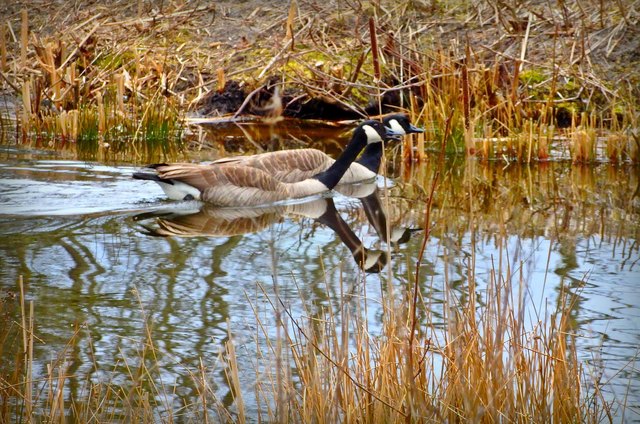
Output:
[
  {"xmin": 388, "ymin": 119, "xmax": 406, "ymax": 135},
  {"xmin": 362, "ymin": 124, "xmax": 384, "ymax": 143}
]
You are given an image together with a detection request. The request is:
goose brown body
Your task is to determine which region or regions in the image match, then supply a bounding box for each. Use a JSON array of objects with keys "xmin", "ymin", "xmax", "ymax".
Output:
[
  {"xmin": 148, "ymin": 162, "xmax": 328, "ymax": 206},
  {"xmin": 212, "ymin": 148, "xmax": 371, "ymax": 184},
  {"xmin": 210, "ymin": 114, "xmax": 423, "ymax": 184}
]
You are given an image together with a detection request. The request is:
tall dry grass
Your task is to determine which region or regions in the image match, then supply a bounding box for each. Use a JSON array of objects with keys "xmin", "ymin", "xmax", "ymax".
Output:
[
  {"xmin": 2, "ymin": 228, "xmax": 616, "ymax": 422},
  {"xmin": 1, "ymin": 1, "xmax": 637, "ymax": 163},
  {"xmin": 247, "ymin": 234, "xmax": 609, "ymax": 422}
]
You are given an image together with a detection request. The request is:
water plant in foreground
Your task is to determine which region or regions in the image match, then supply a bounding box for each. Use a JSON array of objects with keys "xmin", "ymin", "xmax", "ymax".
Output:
[{"xmin": 1, "ymin": 224, "xmax": 620, "ymax": 422}]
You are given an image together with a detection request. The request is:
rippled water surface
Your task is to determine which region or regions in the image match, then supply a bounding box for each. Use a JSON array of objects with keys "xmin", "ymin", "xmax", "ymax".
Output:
[{"xmin": 1, "ymin": 142, "xmax": 639, "ymax": 421}]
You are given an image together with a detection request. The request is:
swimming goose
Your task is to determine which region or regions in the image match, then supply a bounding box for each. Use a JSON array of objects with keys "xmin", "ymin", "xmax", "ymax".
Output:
[
  {"xmin": 210, "ymin": 114, "xmax": 424, "ymax": 184},
  {"xmin": 133, "ymin": 120, "xmax": 400, "ymax": 207}
]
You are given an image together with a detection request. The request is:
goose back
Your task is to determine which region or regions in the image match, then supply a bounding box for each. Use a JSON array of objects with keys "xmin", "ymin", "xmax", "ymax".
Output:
[
  {"xmin": 214, "ymin": 149, "xmax": 334, "ymax": 183},
  {"xmin": 212, "ymin": 148, "xmax": 377, "ymax": 184}
]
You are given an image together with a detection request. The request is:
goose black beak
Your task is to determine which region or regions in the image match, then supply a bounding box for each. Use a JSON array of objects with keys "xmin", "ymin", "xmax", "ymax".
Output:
[
  {"xmin": 408, "ymin": 123, "xmax": 425, "ymax": 134},
  {"xmin": 384, "ymin": 126, "xmax": 403, "ymax": 141}
]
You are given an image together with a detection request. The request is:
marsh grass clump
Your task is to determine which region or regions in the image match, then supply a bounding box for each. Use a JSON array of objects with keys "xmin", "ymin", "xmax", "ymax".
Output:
[
  {"xmin": 570, "ymin": 113, "xmax": 598, "ymax": 164},
  {"xmin": 2, "ymin": 1, "xmax": 637, "ymax": 163},
  {"xmin": 4, "ymin": 5, "xmax": 193, "ymax": 161},
  {"xmin": 3, "ymin": 246, "xmax": 612, "ymax": 423}
]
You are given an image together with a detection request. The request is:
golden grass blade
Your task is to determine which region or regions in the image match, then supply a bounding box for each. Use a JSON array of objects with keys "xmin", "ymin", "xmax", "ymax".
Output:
[{"xmin": 20, "ymin": 9, "xmax": 28, "ymax": 68}]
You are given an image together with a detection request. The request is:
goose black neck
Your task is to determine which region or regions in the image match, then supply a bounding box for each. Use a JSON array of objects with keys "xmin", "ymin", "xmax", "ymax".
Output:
[
  {"xmin": 362, "ymin": 192, "xmax": 416, "ymax": 245},
  {"xmin": 356, "ymin": 143, "xmax": 383, "ymax": 173},
  {"xmin": 313, "ymin": 132, "xmax": 367, "ymax": 189}
]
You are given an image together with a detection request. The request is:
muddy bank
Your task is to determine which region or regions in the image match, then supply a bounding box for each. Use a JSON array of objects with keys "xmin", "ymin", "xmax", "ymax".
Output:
[{"xmin": 196, "ymin": 78, "xmax": 417, "ymax": 121}]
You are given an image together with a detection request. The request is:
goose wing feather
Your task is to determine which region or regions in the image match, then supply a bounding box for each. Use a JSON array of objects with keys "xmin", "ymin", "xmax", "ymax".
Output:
[
  {"xmin": 214, "ymin": 149, "xmax": 376, "ymax": 184},
  {"xmin": 154, "ymin": 164, "xmax": 296, "ymax": 207},
  {"xmin": 213, "ymin": 149, "xmax": 334, "ymax": 183}
]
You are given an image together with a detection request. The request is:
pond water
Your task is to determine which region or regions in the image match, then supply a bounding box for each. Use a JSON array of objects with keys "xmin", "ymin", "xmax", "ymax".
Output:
[{"xmin": 0, "ymin": 128, "xmax": 639, "ymax": 421}]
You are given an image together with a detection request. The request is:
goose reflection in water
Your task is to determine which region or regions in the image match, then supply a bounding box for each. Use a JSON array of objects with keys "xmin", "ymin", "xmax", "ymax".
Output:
[
  {"xmin": 134, "ymin": 183, "xmax": 418, "ymax": 273},
  {"xmin": 334, "ymin": 182, "xmax": 422, "ymax": 248}
]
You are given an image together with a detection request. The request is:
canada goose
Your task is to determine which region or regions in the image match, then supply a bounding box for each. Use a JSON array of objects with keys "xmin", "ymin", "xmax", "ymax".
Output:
[
  {"xmin": 133, "ymin": 120, "xmax": 400, "ymax": 207},
  {"xmin": 135, "ymin": 197, "xmax": 388, "ymax": 272},
  {"xmin": 210, "ymin": 114, "xmax": 424, "ymax": 184}
]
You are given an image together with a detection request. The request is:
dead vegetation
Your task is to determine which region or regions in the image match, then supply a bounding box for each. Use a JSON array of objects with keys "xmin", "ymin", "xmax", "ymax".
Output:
[{"xmin": 0, "ymin": 0, "xmax": 638, "ymax": 162}]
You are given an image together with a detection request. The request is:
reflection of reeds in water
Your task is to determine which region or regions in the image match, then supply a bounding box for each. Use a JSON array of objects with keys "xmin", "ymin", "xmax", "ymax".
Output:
[
  {"xmin": 3, "ymin": 244, "xmax": 612, "ymax": 422},
  {"xmin": 398, "ymin": 158, "xmax": 639, "ymax": 246}
]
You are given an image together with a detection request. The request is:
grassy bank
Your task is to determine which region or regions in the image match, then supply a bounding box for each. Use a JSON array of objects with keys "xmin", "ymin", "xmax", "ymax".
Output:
[{"xmin": 0, "ymin": 0, "xmax": 638, "ymax": 162}]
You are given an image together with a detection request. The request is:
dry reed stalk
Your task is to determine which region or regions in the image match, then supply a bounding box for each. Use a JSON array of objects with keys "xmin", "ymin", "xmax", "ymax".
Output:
[
  {"xmin": 20, "ymin": 77, "xmax": 31, "ymax": 140},
  {"xmin": 20, "ymin": 9, "xmax": 28, "ymax": 68},
  {"xmin": 58, "ymin": 111, "xmax": 68, "ymax": 142},
  {"xmin": 216, "ymin": 68, "xmax": 225, "ymax": 93},
  {"xmin": 96, "ymin": 91, "xmax": 105, "ymax": 134},
  {"xmin": 526, "ymin": 119, "xmax": 534, "ymax": 162},
  {"xmin": 539, "ymin": 125, "xmax": 552, "ymax": 161},
  {"xmin": 47, "ymin": 361, "xmax": 68, "ymax": 423},
  {"xmin": 70, "ymin": 109, "xmax": 78, "ymax": 141},
  {"xmin": 21, "ymin": 78, "xmax": 31, "ymax": 116},
  {"xmin": 224, "ymin": 320, "xmax": 245, "ymax": 424},
  {"xmin": 629, "ymin": 133, "xmax": 640, "ymax": 163},
  {"xmin": 550, "ymin": 290, "xmax": 582, "ymax": 422},
  {"xmin": 408, "ymin": 95, "xmax": 426, "ymax": 162},
  {"xmin": 115, "ymin": 73, "xmax": 125, "ymax": 114},
  {"xmin": 285, "ymin": 0, "xmax": 297, "ymax": 50},
  {"xmin": 19, "ymin": 276, "xmax": 34, "ymax": 422},
  {"xmin": 0, "ymin": 24, "xmax": 6, "ymax": 71},
  {"xmin": 369, "ymin": 17, "xmax": 381, "ymax": 83},
  {"xmin": 42, "ymin": 43, "xmax": 60, "ymax": 107},
  {"xmin": 462, "ymin": 41, "xmax": 473, "ymax": 156}
]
